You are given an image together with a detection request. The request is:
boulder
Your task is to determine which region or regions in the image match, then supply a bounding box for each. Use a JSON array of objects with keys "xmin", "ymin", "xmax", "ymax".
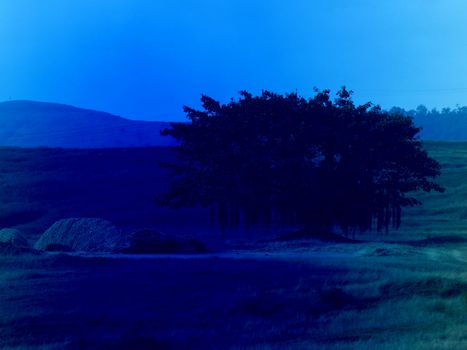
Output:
[
  {"xmin": 119, "ymin": 229, "xmax": 206, "ymax": 254},
  {"xmin": 34, "ymin": 218, "xmax": 206, "ymax": 254},
  {"xmin": 34, "ymin": 218, "xmax": 126, "ymax": 252},
  {"xmin": 0, "ymin": 228, "xmax": 32, "ymax": 255},
  {"xmin": 0, "ymin": 228, "xmax": 29, "ymax": 248}
]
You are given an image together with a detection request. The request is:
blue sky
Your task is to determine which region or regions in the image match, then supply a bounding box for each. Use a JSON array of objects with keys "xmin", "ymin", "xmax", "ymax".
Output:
[{"xmin": 0, "ymin": 0, "xmax": 466, "ymax": 121}]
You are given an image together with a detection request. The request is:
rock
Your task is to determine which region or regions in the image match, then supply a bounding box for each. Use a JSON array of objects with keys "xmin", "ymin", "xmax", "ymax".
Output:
[
  {"xmin": 0, "ymin": 228, "xmax": 33, "ymax": 255},
  {"xmin": 119, "ymin": 229, "xmax": 206, "ymax": 254},
  {"xmin": 0, "ymin": 228, "xmax": 29, "ymax": 248},
  {"xmin": 34, "ymin": 218, "xmax": 126, "ymax": 252},
  {"xmin": 34, "ymin": 218, "xmax": 206, "ymax": 254}
]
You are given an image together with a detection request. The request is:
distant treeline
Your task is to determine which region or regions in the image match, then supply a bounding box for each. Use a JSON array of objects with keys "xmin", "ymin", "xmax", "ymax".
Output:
[{"xmin": 389, "ymin": 105, "xmax": 467, "ymax": 140}]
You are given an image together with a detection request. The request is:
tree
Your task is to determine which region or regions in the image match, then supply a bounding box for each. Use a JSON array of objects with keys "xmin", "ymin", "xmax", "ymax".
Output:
[{"xmin": 160, "ymin": 88, "xmax": 444, "ymax": 234}]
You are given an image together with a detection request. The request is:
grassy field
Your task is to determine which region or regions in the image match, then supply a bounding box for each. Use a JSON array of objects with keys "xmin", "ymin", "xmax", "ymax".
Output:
[
  {"xmin": 1, "ymin": 142, "xmax": 467, "ymax": 349},
  {"xmin": 1, "ymin": 242, "xmax": 466, "ymax": 349},
  {"xmin": 0, "ymin": 146, "xmax": 295, "ymax": 246},
  {"xmin": 400, "ymin": 141, "xmax": 467, "ymax": 239},
  {"xmin": 0, "ymin": 142, "xmax": 465, "ymax": 242},
  {"xmin": 0, "ymin": 147, "xmax": 215, "ymax": 242}
]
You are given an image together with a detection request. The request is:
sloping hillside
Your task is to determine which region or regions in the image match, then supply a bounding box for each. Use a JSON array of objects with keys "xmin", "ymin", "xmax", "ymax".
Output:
[
  {"xmin": 0, "ymin": 100, "xmax": 175, "ymax": 148},
  {"xmin": 0, "ymin": 142, "xmax": 460, "ymax": 241}
]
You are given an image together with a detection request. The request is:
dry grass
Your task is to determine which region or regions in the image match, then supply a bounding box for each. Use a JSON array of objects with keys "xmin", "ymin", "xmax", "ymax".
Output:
[
  {"xmin": 2, "ymin": 142, "xmax": 467, "ymax": 348},
  {"xmin": 1, "ymin": 241, "xmax": 467, "ymax": 349}
]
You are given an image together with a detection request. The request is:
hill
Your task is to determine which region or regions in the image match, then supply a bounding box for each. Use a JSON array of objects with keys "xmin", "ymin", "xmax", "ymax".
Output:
[
  {"xmin": 2, "ymin": 100, "xmax": 467, "ymax": 147},
  {"xmin": 399, "ymin": 141, "xmax": 467, "ymax": 237},
  {"xmin": 0, "ymin": 100, "xmax": 175, "ymax": 148},
  {"xmin": 0, "ymin": 147, "xmax": 212, "ymax": 240}
]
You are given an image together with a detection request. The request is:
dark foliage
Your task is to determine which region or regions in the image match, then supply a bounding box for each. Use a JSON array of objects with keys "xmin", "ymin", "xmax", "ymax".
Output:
[{"xmin": 160, "ymin": 88, "xmax": 444, "ymax": 233}]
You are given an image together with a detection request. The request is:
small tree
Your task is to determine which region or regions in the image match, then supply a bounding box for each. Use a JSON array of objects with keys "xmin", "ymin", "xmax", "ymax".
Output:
[{"xmin": 160, "ymin": 88, "xmax": 444, "ymax": 234}]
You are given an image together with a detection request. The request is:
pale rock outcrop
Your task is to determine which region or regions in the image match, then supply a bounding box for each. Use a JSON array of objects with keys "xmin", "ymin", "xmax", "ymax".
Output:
[
  {"xmin": 0, "ymin": 228, "xmax": 32, "ymax": 254},
  {"xmin": 34, "ymin": 218, "xmax": 126, "ymax": 252},
  {"xmin": 35, "ymin": 218, "xmax": 207, "ymax": 254}
]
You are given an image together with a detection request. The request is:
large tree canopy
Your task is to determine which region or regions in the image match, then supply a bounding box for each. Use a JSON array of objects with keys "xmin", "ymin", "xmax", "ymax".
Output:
[{"xmin": 160, "ymin": 88, "xmax": 444, "ymax": 233}]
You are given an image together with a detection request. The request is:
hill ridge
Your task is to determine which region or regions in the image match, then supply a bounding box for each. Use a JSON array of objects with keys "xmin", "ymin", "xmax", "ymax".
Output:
[{"xmin": 0, "ymin": 100, "xmax": 175, "ymax": 148}]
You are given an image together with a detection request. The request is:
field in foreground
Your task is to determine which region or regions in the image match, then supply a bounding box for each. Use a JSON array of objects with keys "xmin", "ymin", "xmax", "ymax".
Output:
[
  {"xmin": 1, "ymin": 141, "xmax": 467, "ymax": 349},
  {"xmin": 1, "ymin": 240, "xmax": 467, "ymax": 349}
]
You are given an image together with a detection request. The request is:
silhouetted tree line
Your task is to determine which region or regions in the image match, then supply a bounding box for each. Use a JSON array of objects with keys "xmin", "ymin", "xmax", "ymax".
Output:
[
  {"xmin": 389, "ymin": 104, "xmax": 467, "ymax": 119},
  {"xmin": 160, "ymin": 88, "xmax": 444, "ymax": 234},
  {"xmin": 389, "ymin": 104, "xmax": 467, "ymax": 140}
]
